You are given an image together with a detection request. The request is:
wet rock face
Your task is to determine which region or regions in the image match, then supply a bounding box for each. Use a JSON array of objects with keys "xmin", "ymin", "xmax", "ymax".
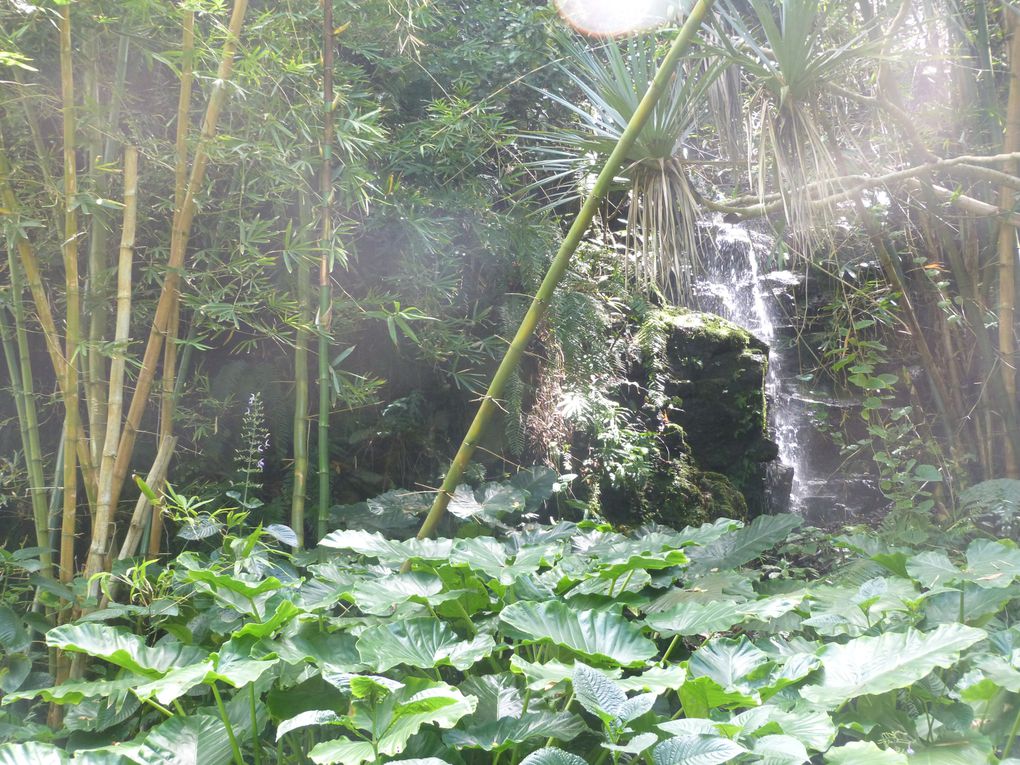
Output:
[
  {"xmin": 597, "ymin": 308, "xmax": 778, "ymax": 528},
  {"xmin": 650, "ymin": 310, "xmax": 778, "ymax": 517}
]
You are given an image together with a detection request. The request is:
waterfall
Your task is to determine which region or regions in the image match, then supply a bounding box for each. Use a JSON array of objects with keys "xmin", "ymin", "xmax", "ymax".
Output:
[{"xmin": 696, "ymin": 218, "xmax": 809, "ymax": 513}]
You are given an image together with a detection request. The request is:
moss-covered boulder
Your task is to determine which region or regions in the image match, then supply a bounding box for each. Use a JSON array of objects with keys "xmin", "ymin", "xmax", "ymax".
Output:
[{"xmin": 595, "ymin": 308, "xmax": 777, "ymax": 526}]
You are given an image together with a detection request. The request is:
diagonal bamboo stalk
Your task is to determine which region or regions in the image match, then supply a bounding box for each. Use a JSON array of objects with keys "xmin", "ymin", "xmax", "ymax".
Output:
[
  {"xmin": 404, "ymin": 0, "xmax": 717, "ymax": 553},
  {"xmin": 158, "ymin": 9, "xmax": 196, "ymax": 466},
  {"xmin": 82, "ymin": 147, "xmax": 138, "ymax": 597},
  {"xmin": 108, "ymin": 0, "xmax": 249, "ymax": 514}
]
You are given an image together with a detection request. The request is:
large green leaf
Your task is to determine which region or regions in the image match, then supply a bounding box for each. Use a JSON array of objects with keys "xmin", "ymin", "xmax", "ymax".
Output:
[
  {"xmin": 3, "ymin": 676, "xmax": 140, "ymax": 706},
  {"xmin": 0, "ymin": 606, "xmax": 29, "ymax": 653},
  {"xmin": 0, "ymin": 742, "xmax": 67, "ymax": 765},
  {"xmin": 309, "ymin": 739, "xmax": 376, "ymax": 765},
  {"xmin": 348, "ymin": 573, "xmax": 443, "ymax": 615},
  {"xmin": 500, "ymin": 601, "xmax": 656, "ymax": 666},
  {"xmin": 572, "ymin": 664, "xmax": 627, "ymax": 721},
  {"xmin": 652, "ymin": 734, "xmax": 747, "ymax": 765},
  {"xmin": 519, "ymin": 749, "xmax": 589, "ymax": 765},
  {"xmin": 687, "ymin": 637, "xmax": 771, "ymax": 692},
  {"xmin": 132, "ymin": 714, "xmax": 236, "ymax": 765},
  {"xmin": 46, "ymin": 624, "xmax": 205, "ymax": 678},
  {"xmin": 443, "ymin": 711, "xmax": 586, "ymax": 750},
  {"xmin": 801, "ymin": 624, "xmax": 987, "ymax": 708},
  {"xmin": 687, "ymin": 514, "xmax": 802, "ymax": 572},
  {"xmin": 356, "ymin": 618, "xmax": 495, "ymax": 671},
  {"xmin": 752, "ymin": 734, "xmax": 809, "ymax": 765},
  {"xmin": 643, "ymin": 600, "xmax": 746, "ymax": 636},
  {"xmin": 318, "ymin": 529, "xmax": 452, "ymax": 562},
  {"xmin": 824, "ymin": 741, "xmax": 907, "ymax": 764}
]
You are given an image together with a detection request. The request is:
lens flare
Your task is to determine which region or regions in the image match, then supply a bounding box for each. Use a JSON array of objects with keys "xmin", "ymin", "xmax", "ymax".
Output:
[{"xmin": 553, "ymin": 0, "xmax": 689, "ymax": 36}]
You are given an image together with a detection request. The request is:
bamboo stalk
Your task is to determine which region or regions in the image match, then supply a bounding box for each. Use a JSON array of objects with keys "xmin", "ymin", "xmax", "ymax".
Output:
[
  {"xmin": 158, "ymin": 9, "xmax": 196, "ymax": 458},
  {"xmin": 84, "ymin": 30, "xmax": 131, "ymax": 466},
  {"xmin": 317, "ymin": 0, "xmax": 335, "ymax": 543},
  {"xmin": 111, "ymin": 436, "xmax": 175, "ymax": 582},
  {"xmin": 4, "ymin": 251, "xmax": 52, "ymax": 576},
  {"xmin": 406, "ymin": 0, "xmax": 717, "ymax": 551},
  {"xmin": 0, "ymin": 149, "xmax": 97, "ymax": 508},
  {"xmin": 292, "ymin": 205, "xmax": 313, "ymax": 548},
  {"xmin": 82, "ymin": 147, "xmax": 138, "ymax": 597},
  {"xmin": 58, "ymin": 5, "xmax": 81, "ymax": 591},
  {"xmin": 998, "ymin": 8, "xmax": 1020, "ymax": 477},
  {"xmin": 108, "ymin": 0, "xmax": 249, "ymax": 513}
]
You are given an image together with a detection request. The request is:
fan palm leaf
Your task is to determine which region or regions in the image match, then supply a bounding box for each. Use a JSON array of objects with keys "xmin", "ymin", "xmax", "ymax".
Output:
[{"xmin": 528, "ymin": 34, "xmax": 725, "ymax": 302}]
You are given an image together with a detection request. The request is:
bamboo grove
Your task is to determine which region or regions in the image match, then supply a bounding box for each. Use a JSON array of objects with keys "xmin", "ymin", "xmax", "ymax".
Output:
[{"xmin": 4, "ymin": 0, "xmax": 1020, "ymax": 646}]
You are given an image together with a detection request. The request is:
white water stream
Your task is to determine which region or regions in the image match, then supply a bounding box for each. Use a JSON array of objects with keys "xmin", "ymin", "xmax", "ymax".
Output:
[{"xmin": 697, "ymin": 219, "xmax": 809, "ymax": 512}]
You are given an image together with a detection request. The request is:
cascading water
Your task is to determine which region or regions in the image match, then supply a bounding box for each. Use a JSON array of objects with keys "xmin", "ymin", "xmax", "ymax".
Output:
[{"xmin": 695, "ymin": 217, "xmax": 809, "ymax": 513}]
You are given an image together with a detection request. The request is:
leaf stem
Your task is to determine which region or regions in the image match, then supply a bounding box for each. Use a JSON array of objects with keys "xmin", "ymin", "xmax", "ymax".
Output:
[{"xmin": 211, "ymin": 683, "xmax": 245, "ymax": 765}]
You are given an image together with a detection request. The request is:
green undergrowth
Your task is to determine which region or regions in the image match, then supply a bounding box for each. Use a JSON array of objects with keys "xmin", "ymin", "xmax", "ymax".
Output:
[{"xmin": 3, "ymin": 479, "xmax": 1020, "ymax": 764}]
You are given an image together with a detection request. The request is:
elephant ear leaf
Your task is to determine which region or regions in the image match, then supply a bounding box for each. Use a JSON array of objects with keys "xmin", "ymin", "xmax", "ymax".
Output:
[
  {"xmin": 520, "ymin": 748, "xmax": 590, "ymax": 765},
  {"xmin": 801, "ymin": 624, "xmax": 986, "ymax": 708},
  {"xmin": 652, "ymin": 734, "xmax": 748, "ymax": 765},
  {"xmin": 0, "ymin": 743, "xmax": 68, "ymax": 765},
  {"xmin": 572, "ymin": 664, "xmax": 626, "ymax": 721}
]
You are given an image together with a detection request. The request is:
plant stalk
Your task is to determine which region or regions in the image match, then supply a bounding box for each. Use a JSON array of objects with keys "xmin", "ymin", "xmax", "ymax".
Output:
[{"xmin": 407, "ymin": 0, "xmax": 717, "ymax": 550}]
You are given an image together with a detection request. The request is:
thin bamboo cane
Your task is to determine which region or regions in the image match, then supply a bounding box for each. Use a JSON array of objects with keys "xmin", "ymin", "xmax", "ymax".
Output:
[
  {"xmin": 108, "ymin": 0, "xmax": 249, "ymax": 513},
  {"xmin": 117, "ymin": 436, "xmax": 176, "ymax": 564},
  {"xmin": 0, "ymin": 149, "xmax": 97, "ymax": 507},
  {"xmin": 292, "ymin": 203, "xmax": 313, "ymax": 548},
  {"xmin": 4, "ymin": 251, "xmax": 52, "ymax": 576},
  {"xmin": 82, "ymin": 147, "xmax": 138, "ymax": 597},
  {"xmin": 158, "ymin": 9, "xmax": 196, "ymax": 465},
  {"xmin": 997, "ymin": 9, "xmax": 1020, "ymax": 477},
  {"xmin": 406, "ymin": 0, "xmax": 717, "ymax": 552},
  {"xmin": 58, "ymin": 5, "xmax": 81, "ymax": 592},
  {"xmin": 84, "ymin": 30, "xmax": 131, "ymax": 466},
  {"xmin": 317, "ymin": 0, "xmax": 335, "ymax": 543}
]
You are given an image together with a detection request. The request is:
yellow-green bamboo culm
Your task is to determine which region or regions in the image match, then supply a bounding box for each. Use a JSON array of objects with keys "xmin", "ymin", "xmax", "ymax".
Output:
[
  {"xmin": 2, "ymin": 252, "xmax": 51, "ymax": 577},
  {"xmin": 407, "ymin": 0, "xmax": 717, "ymax": 554},
  {"xmin": 317, "ymin": 0, "xmax": 335, "ymax": 543}
]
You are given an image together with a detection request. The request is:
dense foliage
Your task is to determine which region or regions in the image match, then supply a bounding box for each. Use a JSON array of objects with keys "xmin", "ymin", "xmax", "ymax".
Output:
[{"xmin": 3, "ymin": 475, "xmax": 1020, "ymax": 763}]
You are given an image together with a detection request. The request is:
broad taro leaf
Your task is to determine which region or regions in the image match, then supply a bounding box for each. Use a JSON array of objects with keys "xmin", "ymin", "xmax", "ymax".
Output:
[
  {"xmin": 358, "ymin": 679, "xmax": 476, "ymax": 755},
  {"xmin": 605, "ymin": 732, "xmax": 659, "ymax": 755},
  {"xmin": 3, "ymin": 676, "xmax": 140, "ymax": 706},
  {"xmin": 801, "ymin": 624, "xmax": 987, "ymax": 708},
  {"xmin": 511, "ymin": 465, "xmax": 558, "ymax": 509},
  {"xmin": 275, "ymin": 710, "xmax": 343, "ymax": 740},
  {"xmin": 448, "ymin": 482, "xmax": 527, "ymax": 524},
  {"xmin": 356, "ymin": 617, "xmax": 495, "ymax": 671},
  {"xmin": 687, "ymin": 513, "xmax": 802, "ymax": 572},
  {"xmin": 133, "ymin": 662, "xmax": 212, "ymax": 705},
  {"xmin": 499, "ymin": 600, "xmax": 656, "ymax": 667},
  {"xmin": 573, "ymin": 664, "xmax": 627, "ymax": 721},
  {"xmin": 643, "ymin": 600, "xmax": 746, "ymax": 636},
  {"xmin": 347, "ymin": 572, "xmax": 444, "ymax": 615},
  {"xmin": 510, "ymin": 655, "xmax": 621, "ymax": 691},
  {"xmin": 458, "ymin": 673, "xmax": 523, "ymax": 720},
  {"xmin": 906, "ymin": 551, "xmax": 961, "ymax": 589},
  {"xmin": 0, "ymin": 653, "xmax": 32, "ymax": 694},
  {"xmin": 134, "ymin": 713, "xmax": 237, "ymax": 765},
  {"xmin": 233, "ymin": 599, "xmax": 300, "ymax": 639},
  {"xmin": 687, "ymin": 636, "xmax": 772, "ymax": 692},
  {"xmin": 318, "ymin": 529, "xmax": 452, "ymax": 563},
  {"xmin": 519, "ymin": 748, "xmax": 589, "ymax": 765},
  {"xmin": 263, "ymin": 524, "xmax": 299, "ymax": 547},
  {"xmin": 676, "ymin": 676, "xmax": 758, "ymax": 718},
  {"xmin": 0, "ymin": 742, "xmax": 68, "ymax": 765},
  {"xmin": 923, "ymin": 582, "xmax": 1018, "ymax": 625},
  {"xmin": 964, "ymin": 538, "xmax": 1020, "ymax": 588},
  {"xmin": 616, "ymin": 664, "xmax": 687, "ymax": 693},
  {"xmin": 46, "ymin": 623, "xmax": 205, "ymax": 677},
  {"xmin": 309, "ymin": 739, "xmax": 376, "ymax": 765},
  {"xmin": 0, "ymin": 606, "xmax": 29, "ymax": 653},
  {"xmin": 759, "ymin": 706, "xmax": 836, "ymax": 751},
  {"xmin": 443, "ymin": 711, "xmax": 586, "ymax": 751},
  {"xmin": 652, "ymin": 734, "xmax": 747, "ymax": 765},
  {"xmin": 208, "ymin": 638, "xmax": 279, "ymax": 687},
  {"xmin": 823, "ymin": 741, "xmax": 907, "ymax": 764},
  {"xmin": 752, "ymin": 734, "xmax": 809, "ymax": 765}
]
